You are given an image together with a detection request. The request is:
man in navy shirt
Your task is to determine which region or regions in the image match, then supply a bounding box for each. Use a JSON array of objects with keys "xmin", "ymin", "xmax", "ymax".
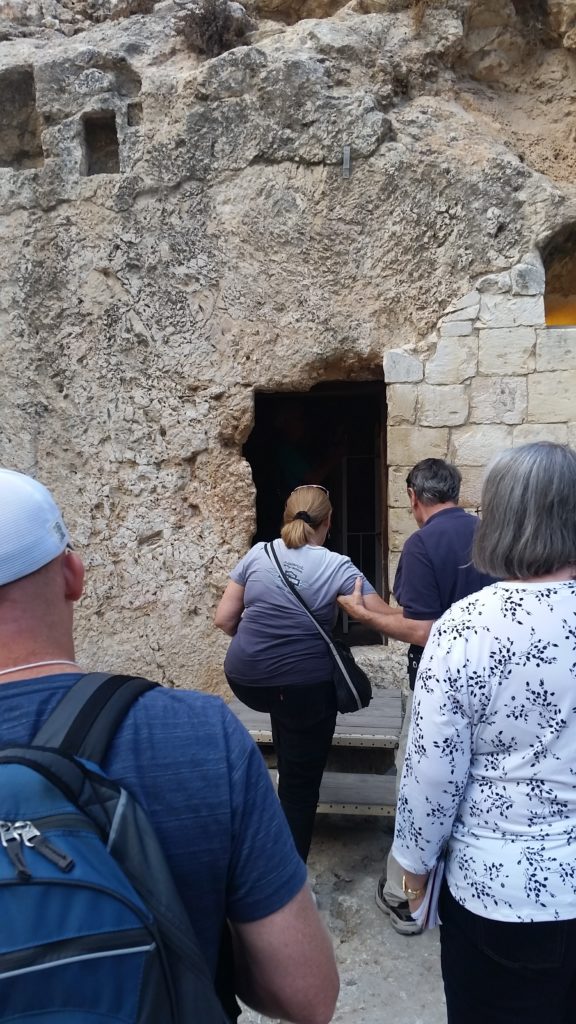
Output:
[
  {"xmin": 0, "ymin": 467, "xmax": 339, "ymax": 1021},
  {"xmin": 339, "ymin": 458, "xmax": 495, "ymax": 935}
]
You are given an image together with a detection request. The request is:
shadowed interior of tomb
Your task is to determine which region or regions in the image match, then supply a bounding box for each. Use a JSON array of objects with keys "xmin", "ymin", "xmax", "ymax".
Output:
[
  {"xmin": 542, "ymin": 224, "xmax": 576, "ymax": 325},
  {"xmin": 81, "ymin": 111, "xmax": 120, "ymax": 175},
  {"xmin": 243, "ymin": 382, "xmax": 386, "ymax": 644},
  {"xmin": 0, "ymin": 66, "xmax": 44, "ymax": 169}
]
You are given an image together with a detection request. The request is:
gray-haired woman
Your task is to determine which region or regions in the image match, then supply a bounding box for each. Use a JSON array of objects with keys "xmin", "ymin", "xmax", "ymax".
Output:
[
  {"xmin": 215, "ymin": 484, "xmax": 386, "ymax": 862},
  {"xmin": 392, "ymin": 442, "xmax": 576, "ymax": 1024}
]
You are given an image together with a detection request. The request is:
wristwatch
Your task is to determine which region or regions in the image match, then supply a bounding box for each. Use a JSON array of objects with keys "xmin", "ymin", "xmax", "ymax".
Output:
[{"xmin": 402, "ymin": 875, "xmax": 426, "ymax": 900}]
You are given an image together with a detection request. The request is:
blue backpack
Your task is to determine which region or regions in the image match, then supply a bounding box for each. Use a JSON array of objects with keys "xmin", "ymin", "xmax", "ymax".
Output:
[{"xmin": 0, "ymin": 672, "xmax": 230, "ymax": 1023}]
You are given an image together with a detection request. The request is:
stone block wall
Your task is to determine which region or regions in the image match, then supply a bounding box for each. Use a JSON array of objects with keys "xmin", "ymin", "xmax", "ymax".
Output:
[{"xmin": 383, "ymin": 252, "xmax": 576, "ymax": 572}]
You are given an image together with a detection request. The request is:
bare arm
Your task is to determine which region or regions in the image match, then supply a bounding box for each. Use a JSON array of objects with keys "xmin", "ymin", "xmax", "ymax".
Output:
[
  {"xmin": 338, "ymin": 579, "xmax": 434, "ymax": 647},
  {"xmin": 231, "ymin": 884, "xmax": 339, "ymax": 1024},
  {"xmin": 214, "ymin": 581, "xmax": 245, "ymax": 636}
]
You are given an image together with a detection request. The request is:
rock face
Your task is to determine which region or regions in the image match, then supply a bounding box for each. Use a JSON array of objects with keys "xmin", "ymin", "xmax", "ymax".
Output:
[
  {"xmin": 0, "ymin": 0, "xmax": 575, "ymax": 691},
  {"xmin": 0, "ymin": 0, "xmax": 159, "ymax": 38}
]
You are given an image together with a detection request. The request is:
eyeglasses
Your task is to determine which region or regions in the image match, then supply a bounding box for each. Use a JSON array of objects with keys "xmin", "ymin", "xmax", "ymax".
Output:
[
  {"xmin": 292, "ymin": 484, "xmax": 330, "ymax": 497},
  {"xmin": 475, "ymin": 506, "xmax": 482, "ymax": 518}
]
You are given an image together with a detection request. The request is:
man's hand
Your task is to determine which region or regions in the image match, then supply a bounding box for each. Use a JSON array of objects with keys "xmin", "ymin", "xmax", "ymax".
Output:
[
  {"xmin": 337, "ymin": 578, "xmax": 369, "ymax": 622},
  {"xmin": 339, "ymin": 580, "xmax": 434, "ymax": 645}
]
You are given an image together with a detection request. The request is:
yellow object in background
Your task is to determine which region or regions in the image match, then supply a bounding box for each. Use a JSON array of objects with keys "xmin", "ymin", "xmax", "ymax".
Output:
[{"xmin": 545, "ymin": 295, "xmax": 576, "ymax": 326}]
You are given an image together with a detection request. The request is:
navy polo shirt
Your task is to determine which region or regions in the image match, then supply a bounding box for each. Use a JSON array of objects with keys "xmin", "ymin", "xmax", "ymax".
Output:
[{"xmin": 393, "ymin": 506, "xmax": 496, "ymax": 621}]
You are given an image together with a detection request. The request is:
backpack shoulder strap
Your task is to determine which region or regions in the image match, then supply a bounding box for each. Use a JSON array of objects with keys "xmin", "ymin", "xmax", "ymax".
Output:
[{"xmin": 33, "ymin": 672, "xmax": 158, "ymax": 763}]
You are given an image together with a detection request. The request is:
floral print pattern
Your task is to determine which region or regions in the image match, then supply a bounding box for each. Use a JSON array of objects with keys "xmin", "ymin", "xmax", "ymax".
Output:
[{"xmin": 393, "ymin": 581, "xmax": 576, "ymax": 922}]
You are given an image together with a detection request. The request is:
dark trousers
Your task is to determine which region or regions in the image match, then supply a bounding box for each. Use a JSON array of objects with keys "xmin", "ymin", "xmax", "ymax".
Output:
[
  {"xmin": 439, "ymin": 881, "xmax": 576, "ymax": 1024},
  {"xmin": 407, "ymin": 644, "xmax": 423, "ymax": 690},
  {"xmin": 228, "ymin": 679, "xmax": 337, "ymax": 862}
]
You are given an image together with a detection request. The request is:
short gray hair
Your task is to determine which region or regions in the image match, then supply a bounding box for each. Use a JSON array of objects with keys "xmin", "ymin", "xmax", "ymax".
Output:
[{"xmin": 473, "ymin": 442, "xmax": 576, "ymax": 579}]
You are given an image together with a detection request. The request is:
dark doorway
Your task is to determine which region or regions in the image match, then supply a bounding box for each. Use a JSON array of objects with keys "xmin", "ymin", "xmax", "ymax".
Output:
[
  {"xmin": 81, "ymin": 112, "xmax": 120, "ymax": 176},
  {"xmin": 243, "ymin": 382, "xmax": 386, "ymax": 643}
]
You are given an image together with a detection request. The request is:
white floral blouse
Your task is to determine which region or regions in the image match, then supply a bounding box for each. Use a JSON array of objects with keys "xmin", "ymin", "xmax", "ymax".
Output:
[{"xmin": 392, "ymin": 580, "xmax": 576, "ymax": 923}]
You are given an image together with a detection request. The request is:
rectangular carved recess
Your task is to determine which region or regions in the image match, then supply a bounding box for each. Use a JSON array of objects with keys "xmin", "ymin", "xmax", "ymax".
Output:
[
  {"xmin": 0, "ymin": 67, "xmax": 44, "ymax": 169},
  {"xmin": 82, "ymin": 111, "xmax": 120, "ymax": 175},
  {"xmin": 127, "ymin": 102, "xmax": 143, "ymax": 127}
]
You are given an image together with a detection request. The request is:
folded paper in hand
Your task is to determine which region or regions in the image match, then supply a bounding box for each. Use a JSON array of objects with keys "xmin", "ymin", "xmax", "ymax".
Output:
[{"xmin": 410, "ymin": 853, "xmax": 446, "ymax": 931}]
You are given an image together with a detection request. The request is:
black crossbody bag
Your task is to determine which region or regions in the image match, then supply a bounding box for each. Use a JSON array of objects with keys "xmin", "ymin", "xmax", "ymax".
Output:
[{"xmin": 265, "ymin": 542, "xmax": 372, "ymax": 714}]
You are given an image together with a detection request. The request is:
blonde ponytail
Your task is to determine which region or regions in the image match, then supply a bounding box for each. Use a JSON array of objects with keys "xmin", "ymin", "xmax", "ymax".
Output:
[{"xmin": 281, "ymin": 486, "xmax": 332, "ymax": 550}]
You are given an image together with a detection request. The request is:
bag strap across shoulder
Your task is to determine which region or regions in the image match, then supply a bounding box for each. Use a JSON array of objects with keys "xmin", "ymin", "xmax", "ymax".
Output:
[
  {"xmin": 265, "ymin": 543, "xmax": 367, "ymax": 712},
  {"xmin": 265, "ymin": 542, "xmax": 335, "ymax": 649},
  {"xmin": 33, "ymin": 672, "xmax": 158, "ymax": 763}
]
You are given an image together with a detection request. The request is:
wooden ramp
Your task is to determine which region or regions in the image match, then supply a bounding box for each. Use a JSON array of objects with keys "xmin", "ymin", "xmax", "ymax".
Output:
[
  {"xmin": 266, "ymin": 770, "xmax": 397, "ymax": 817},
  {"xmin": 230, "ymin": 688, "xmax": 403, "ymax": 816}
]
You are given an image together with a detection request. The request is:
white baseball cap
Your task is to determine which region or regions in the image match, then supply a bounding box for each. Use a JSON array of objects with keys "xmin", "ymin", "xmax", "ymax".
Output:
[{"xmin": 0, "ymin": 468, "xmax": 71, "ymax": 586}]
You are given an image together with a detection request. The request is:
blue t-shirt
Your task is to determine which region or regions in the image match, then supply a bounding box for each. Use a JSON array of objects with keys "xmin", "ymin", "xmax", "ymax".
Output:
[
  {"xmin": 225, "ymin": 540, "xmax": 375, "ymax": 686},
  {"xmin": 0, "ymin": 673, "xmax": 306, "ymax": 981},
  {"xmin": 394, "ymin": 507, "xmax": 496, "ymax": 621}
]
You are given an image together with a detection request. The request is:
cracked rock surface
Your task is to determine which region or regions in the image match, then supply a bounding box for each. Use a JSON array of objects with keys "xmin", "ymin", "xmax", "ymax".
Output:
[{"xmin": 0, "ymin": 1, "xmax": 575, "ymax": 687}]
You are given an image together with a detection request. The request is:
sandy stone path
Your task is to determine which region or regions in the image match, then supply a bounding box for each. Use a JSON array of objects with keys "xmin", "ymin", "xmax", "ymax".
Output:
[{"xmin": 240, "ymin": 815, "xmax": 446, "ymax": 1024}]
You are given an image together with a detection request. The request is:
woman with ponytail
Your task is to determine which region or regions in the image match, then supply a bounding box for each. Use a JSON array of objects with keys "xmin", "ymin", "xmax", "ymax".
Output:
[{"xmin": 215, "ymin": 484, "xmax": 386, "ymax": 862}]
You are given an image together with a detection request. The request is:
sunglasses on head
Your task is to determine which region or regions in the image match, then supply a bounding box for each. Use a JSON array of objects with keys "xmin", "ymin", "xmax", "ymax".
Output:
[{"xmin": 292, "ymin": 484, "xmax": 330, "ymax": 497}]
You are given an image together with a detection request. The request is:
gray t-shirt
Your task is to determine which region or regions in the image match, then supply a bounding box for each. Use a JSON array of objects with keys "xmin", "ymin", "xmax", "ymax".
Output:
[{"xmin": 224, "ymin": 540, "xmax": 375, "ymax": 686}]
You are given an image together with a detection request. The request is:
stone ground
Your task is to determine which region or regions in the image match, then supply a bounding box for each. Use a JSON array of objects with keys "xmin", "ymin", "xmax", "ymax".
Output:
[{"xmin": 239, "ymin": 815, "xmax": 446, "ymax": 1024}]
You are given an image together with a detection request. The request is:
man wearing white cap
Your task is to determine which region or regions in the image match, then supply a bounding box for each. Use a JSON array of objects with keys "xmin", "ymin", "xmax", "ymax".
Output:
[{"xmin": 0, "ymin": 468, "xmax": 339, "ymax": 1024}]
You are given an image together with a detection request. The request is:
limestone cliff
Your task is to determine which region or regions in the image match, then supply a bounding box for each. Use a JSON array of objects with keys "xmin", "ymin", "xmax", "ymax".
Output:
[{"xmin": 0, "ymin": 0, "xmax": 574, "ymax": 689}]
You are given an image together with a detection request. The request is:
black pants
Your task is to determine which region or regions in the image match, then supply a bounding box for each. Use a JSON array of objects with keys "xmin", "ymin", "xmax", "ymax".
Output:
[
  {"xmin": 407, "ymin": 644, "xmax": 423, "ymax": 690},
  {"xmin": 439, "ymin": 881, "xmax": 576, "ymax": 1024},
  {"xmin": 228, "ymin": 679, "xmax": 337, "ymax": 862}
]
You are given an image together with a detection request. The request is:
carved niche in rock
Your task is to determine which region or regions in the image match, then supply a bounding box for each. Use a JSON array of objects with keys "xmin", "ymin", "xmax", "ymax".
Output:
[{"xmin": 0, "ymin": 65, "xmax": 44, "ymax": 168}]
